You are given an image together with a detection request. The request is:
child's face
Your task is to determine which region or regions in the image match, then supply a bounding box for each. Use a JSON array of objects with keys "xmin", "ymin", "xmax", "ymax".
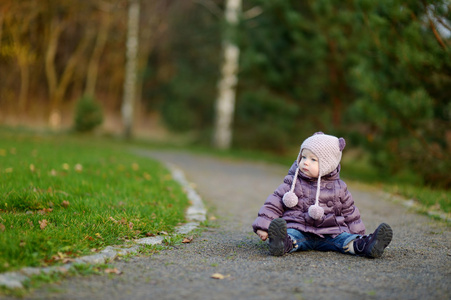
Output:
[{"xmin": 300, "ymin": 149, "xmax": 319, "ymax": 178}]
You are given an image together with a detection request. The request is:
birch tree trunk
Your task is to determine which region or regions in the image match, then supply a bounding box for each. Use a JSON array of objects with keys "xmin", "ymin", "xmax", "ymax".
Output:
[
  {"xmin": 213, "ymin": 0, "xmax": 241, "ymax": 150},
  {"xmin": 121, "ymin": 0, "xmax": 140, "ymax": 140}
]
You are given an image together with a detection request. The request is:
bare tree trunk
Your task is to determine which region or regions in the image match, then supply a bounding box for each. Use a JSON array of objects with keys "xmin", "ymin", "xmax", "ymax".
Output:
[
  {"xmin": 54, "ymin": 32, "xmax": 91, "ymax": 105},
  {"xmin": 11, "ymin": 30, "xmax": 31, "ymax": 112},
  {"xmin": 45, "ymin": 17, "xmax": 62, "ymax": 112},
  {"xmin": 85, "ymin": 12, "xmax": 110, "ymax": 98},
  {"xmin": 45, "ymin": 16, "xmax": 92, "ymax": 128},
  {"xmin": 0, "ymin": 12, "xmax": 3, "ymax": 51},
  {"xmin": 213, "ymin": 0, "xmax": 241, "ymax": 150},
  {"xmin": 134, "ymin": 1, "xmax": 169, "ymax": 134},
  {"xmin": 121, "ymin": 0, "xmax": 140, "ymax": 140},
  {"xmin": 18, "ymin": 58, "xmax": 30, "ymax": 112}
]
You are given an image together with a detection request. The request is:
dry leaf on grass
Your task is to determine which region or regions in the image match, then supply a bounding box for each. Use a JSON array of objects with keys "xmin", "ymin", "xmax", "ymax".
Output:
[
  {"xmin": 39, "ymin": 219, "xmax": 48, "ymax": 230},
  {"xmin": 74, "ymin": 164, "xmax": 83, "ymax": 172},
  {"xmin": 52, "ymin": 252, "xmax": 75, "ymax": 264},
  {"xmin": 38, "ymin": 208, "xmax": 53, "ymax": 214}
]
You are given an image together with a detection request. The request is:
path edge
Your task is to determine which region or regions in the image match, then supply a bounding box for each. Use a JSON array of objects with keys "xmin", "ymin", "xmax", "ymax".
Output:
[{"xmin": 0, "ymin": 163, "xmax": 206, "ymax": 290}]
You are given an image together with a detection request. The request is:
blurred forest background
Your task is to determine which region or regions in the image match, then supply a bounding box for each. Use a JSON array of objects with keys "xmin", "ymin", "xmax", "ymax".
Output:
[{"xmin": 0, "ymin": 0, "xmax": 450, "ymax": 188}]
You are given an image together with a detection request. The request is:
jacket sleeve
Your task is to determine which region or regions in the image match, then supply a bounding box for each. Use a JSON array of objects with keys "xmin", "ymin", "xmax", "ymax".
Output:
[
  {"xmin": 252, "ymin": 180, "xmax": 290, "ymax": 233},
  {"xmin": 340, "ymin": 183, "xmax": 366, "ymax": 235}
]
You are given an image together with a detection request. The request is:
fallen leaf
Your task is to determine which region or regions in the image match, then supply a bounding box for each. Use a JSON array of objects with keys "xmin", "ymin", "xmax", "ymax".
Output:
[
  {"xmin": 159, "ymin": 231, "xmax": 168, "ymax": 236},
  {"xmin": 62, "ymin": 258, "xmax": 75, "ymax": 264},
  {"xmin": 132, "ymin": 163, "xmax": 139, "ymax": 171},
  {"xmin": 95, "ymin": 233, "xmax": 103, "ymax": 239},
  {"xmin": 62, "ymin": 200, "xmax": 70, "ymax": 208},
  {"xmin": 38, "ymin": 208, "xmax": 53, "ymax": 214},
  {"xmin": 211, "ymin": 273, "xmax": 226, "ymax": 280},
  {"xmin": 0, "ymin": 223, "xmax": 5, "ymax": 232},
  {"xmin": 50, "ymin": 169, "xmax": 57, "ymax": 176},
  {"xmin": 128, "ymin": 222, "xmax": 134, "ymax": 230},
  {"xmin": 104, "ymin": 268, "xmax": 122, "ymax": 275},
  {"xmin": 39, "ymin": 219, "xmax": 48, "ymax": 230},
  {"xmin": 29, "ymin": 164, "xmax": 36, "ymax": 172},
  {"xmin": 74, "ymin": 164, "xmax": 83, "ymax": 172},
  {"xmin": 182, "ymin": 237, "xmax": 193, "ymax": 243},
  {"xmin": 145, "ymin": 232, "xmax": 155, "ymax": 237}
]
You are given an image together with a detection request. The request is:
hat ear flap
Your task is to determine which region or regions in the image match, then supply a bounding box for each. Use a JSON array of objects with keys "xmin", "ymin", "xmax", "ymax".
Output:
[{"xmin": 338, "ymin": 137, "xmax": 346, "ymax": 151}]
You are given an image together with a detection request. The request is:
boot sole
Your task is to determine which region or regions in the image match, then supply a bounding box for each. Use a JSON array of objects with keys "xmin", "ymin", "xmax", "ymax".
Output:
[
  {"xmin": 368, "ymin": 223, "xmax": 393, "ymax": 258},
  {"xmin": 268, "ymin": 218, "xmax": 287, "ymax": 256}
]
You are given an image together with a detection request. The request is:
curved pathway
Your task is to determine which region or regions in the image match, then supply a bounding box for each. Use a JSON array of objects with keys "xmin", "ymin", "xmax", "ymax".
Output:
[{"xmin": 13, "ymin": 150, "xmax": 451, "ymax": 300}]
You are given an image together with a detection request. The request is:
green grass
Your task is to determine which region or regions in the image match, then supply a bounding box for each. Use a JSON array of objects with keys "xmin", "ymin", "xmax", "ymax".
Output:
[{"xmin": 0, "ymin": 131, "xmax": 190, "ymax": 273}]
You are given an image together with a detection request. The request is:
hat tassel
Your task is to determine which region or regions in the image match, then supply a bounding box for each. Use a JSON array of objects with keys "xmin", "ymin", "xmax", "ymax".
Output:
[
  {"xmin": 283, "ymin": 153, "xmax": 301, "ymax": 208},
  {"xmin": 282, "ymin": 166, "xmax": 299, "ymax": 208},
  {"xmin": 308, "ymin": 175, "xmax": 324, "ymax": 220}
]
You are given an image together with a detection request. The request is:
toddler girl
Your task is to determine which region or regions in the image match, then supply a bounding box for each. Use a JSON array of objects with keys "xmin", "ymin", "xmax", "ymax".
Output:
[{"xmin": 252, "ymin": 132, "xmax": 393, "ymax": 258}]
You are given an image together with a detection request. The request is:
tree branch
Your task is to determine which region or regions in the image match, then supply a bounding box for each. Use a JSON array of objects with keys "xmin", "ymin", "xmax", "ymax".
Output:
[
  {"xmin": 422, "ymin": 0, "xmax": 447, "ymax": 49},
  {"xmin": 193, "ymin": 0, "xmax": 222, "ymax": 18}
]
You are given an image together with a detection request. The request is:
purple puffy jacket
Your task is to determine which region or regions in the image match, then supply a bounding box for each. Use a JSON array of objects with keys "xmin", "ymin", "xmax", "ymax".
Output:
[{"xmin": 252, "ymin": 161, "xmax": 365, "ymax": 238}]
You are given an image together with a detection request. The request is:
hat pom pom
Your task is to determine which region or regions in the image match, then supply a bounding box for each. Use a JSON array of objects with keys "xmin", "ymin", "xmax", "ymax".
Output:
[
  {"xmin": 308, "ymin": 204, "xmax": 324, "ymax": 220},
  {"xmin": 283, "ymin": 192, "xmax": 298, "ymax": 208}
]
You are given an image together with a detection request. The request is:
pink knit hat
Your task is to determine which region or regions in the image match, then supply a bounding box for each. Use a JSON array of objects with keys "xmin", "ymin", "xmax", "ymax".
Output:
[{"xmin": 283, "ymin": 132, "xmax": 346, "ymax": 220}]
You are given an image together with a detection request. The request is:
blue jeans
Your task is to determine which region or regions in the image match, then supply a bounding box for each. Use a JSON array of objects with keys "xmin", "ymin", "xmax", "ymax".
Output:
[{"xmin": 287, "ymin": 228, "xmax": 360, "ymax": 255}]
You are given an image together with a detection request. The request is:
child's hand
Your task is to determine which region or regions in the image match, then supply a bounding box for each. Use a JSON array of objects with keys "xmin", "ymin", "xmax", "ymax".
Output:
[{"xmin": 256, "ymin": 230, "xmax": 268, "ymax": 241}]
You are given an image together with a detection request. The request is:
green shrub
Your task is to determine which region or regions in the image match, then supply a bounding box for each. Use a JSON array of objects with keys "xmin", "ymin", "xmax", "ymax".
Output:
[{"xmin": 74, "ymin": 95, "xmax": 103, "ymax": 132}]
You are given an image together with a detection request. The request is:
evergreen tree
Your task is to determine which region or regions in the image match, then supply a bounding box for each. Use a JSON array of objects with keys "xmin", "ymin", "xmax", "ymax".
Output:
[{"xmin": 348, "ymin": 0, "xmax": 451, "ymax": 187}]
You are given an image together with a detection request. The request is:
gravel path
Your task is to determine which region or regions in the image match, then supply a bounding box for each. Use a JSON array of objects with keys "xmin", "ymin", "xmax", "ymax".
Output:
[{"xmin": 12, "ymin": 150, "xmax": 451, "ymax": 300}]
